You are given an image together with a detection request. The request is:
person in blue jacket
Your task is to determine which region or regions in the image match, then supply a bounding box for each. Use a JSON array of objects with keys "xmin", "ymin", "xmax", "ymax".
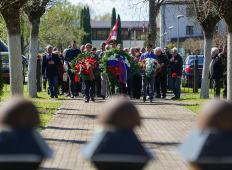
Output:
[
  {"xmin": 64, "ymin": 41, "xmax": 81, "ymax": 98},
  {"xmin": 140, "ymin": 44, "xmax": 157, "ymax": 103}
]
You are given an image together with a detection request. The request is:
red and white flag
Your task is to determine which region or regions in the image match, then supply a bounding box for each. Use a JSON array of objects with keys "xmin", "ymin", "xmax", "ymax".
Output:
[
  {"xmin": 105, "ymin": 19, "xmax": 119, "ymax": 44},
  {"xmin": 143, "ymin": 22, "xmax": 145, "ymax": 33}
]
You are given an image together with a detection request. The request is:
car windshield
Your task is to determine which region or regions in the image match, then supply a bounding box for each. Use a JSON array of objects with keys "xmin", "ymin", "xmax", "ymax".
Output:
[{"xmin": 186, "ymin": 56, "xmax": 204, "ymax": 65}]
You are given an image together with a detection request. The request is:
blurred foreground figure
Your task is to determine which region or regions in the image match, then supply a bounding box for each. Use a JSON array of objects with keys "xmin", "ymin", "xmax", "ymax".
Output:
[
  {"xmin": 179, "ymin": 99, "xmax": 232, "ymax": 170},
  {"xmin": 81, "ymin": 96, "xmax": 154, "ymax": 170},
  {"xmin": 0, "ymin": 97, "xmax": 53, "ymax": 170}
]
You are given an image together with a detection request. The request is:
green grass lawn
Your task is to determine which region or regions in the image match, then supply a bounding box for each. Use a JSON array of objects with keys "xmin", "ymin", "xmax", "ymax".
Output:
[
  {"xmin": 171, "ymin": 87, "xmax": 224, "ymax": 114},
  {"xmin": 1, "ymin": 84, "xmax": 65, "ymax": 130}
]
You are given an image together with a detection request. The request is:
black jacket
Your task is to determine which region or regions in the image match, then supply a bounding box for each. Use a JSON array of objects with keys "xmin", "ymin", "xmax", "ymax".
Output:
[
  {"xmin": 64, "ymin": 48, "xmax": 81, "ymax": 75},
  {"xmin": 171, "ymin": 54, "xmax": 183, "ymax": 77},
  {"xmin": 42, "ymin": 53, "xmax": 61, "ymax": 77},
  {"xmin": 157, "ymin": 53, "xmax": 170, "ymax": 73},
  {"xmin": 210, "ymin": 54, "xmax": 224, "ymax": 79}
]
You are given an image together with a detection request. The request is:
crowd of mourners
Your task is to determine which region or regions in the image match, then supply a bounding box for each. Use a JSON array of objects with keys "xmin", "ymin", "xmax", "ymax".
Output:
[{"xmin": 39, "ymin": 40, "xmax": 184, "ymax": 102}]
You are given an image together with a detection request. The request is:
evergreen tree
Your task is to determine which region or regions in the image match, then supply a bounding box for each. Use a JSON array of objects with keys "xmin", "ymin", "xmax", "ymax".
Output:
[
  {"xmin": 80, "ymin": 8, "xmax": 84, "ymax": 28},
  {"xmin": 85, "ymin": 6, "xmax": 92, "ymax": 44},
  {"xmin": 117, "ymin": 14, "xmax": 122, "ymax": 45},
  {"xmin": 111, "ymin": 8, "xmax": 116, "ymax": 30}
]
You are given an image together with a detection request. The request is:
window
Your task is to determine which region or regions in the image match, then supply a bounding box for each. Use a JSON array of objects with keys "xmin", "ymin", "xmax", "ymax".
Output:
[
  {"xmin": 136, "ymin": 30, "xmax": 146, "ymax": 40},
  {"xmin": 92, "ymin": 30, "xmax": 110, "ymax": 40},
  {"xmin": 186, "ymin": 8, "xmax": 193, "ymax": 17},
  {"xmin": 186, "ymin": 26, "xmax": 194, "ymax": 35}
]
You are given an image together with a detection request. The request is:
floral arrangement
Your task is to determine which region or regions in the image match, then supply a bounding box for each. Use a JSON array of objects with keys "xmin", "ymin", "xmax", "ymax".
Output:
[
  {"xmin": 71, "ymin": 52, "xmax": 100, "ymax": 81},
  {"xmin": 138, "ymin": 58, "xmax": 161, "ymax": 77},
  {"xmin": 102, "ymin": 49, "xmax": 136, "ymax": 84},
  {"xmin": 172, "ymin": 73, "xmax": 177, "ymax": 78}
]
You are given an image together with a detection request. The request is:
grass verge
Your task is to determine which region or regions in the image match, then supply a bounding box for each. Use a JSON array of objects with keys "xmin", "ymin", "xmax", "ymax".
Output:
[{"xmin": 1, "ymin": 84, "xmax": 65, "ymax": 130}]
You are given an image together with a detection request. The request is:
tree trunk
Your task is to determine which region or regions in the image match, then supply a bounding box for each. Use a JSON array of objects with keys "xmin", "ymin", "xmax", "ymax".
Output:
[
  {"xmin": 149, "ymin": 0, "xmax": 157, "ymax": 47},
  {"xmin": 200, "ymin": 32, "xmax": 213, "ymax": 99},
  {"xmin": 1, "ymin": 9, "xmax": 24, "ymax": 96},
  {"xmin": 28, "ymin": 18, "xmax": 40, "ymax": 98},
  {"xmin": 227, "ymin": 32, "xmax": 232, "ymax": 102}
]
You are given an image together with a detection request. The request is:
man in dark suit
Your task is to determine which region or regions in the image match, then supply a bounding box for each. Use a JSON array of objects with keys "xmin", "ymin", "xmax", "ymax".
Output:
[
  {"xmin": 64, "ymin": 41, "xmax": 81, "ymax": 98},
  {"xmin": 42, "ymin": 45, "xmax": 61, "ymax": 98},
  {"xmin": 154, "ymin": 47, "xmax": 170, "ymax": 98},
  {"xmin": 140, "ymin": 44, "xmax": 157, "ymax": 103}
]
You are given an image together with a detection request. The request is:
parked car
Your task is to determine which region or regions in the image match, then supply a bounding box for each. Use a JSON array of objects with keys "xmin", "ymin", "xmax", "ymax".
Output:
[
  {"xmin": 0, "ymin": 39, "xmax": 28, "ymax": 83},
  {"xmin": 182, "ymin": 55, "xmax": 204, "ymax": 87}
]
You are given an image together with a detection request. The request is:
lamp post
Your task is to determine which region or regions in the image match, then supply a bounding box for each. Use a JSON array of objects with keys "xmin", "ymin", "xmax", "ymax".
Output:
[
  {"xmin": 177, "ymin": 15, "xmax": 184, "ymax": 53},
  {"xmin": 168, "ymin": 26, "xmax": 174, "ymax": 44}
]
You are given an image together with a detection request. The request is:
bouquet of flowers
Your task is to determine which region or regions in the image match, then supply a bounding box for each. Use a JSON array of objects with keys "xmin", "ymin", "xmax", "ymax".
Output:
[
  {"xmin": 102, "ymin": 49, "xmax": 136, "ymax": 84},
  {"xmin": 71, "ymin": 53, "xmax": 100, "ymax": 81},
  {"xmin": 138, "ymin": 58, "xmax": 161, "ymax": 77}
]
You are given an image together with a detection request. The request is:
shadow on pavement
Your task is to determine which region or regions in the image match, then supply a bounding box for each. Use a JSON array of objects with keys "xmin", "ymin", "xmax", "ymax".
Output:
[
  {"xmin": 56, "ymin": 113, "xmax": 97, "ymax": 119},
  {"xmin": 44, "ymin": 138, "xmax": 86, "ymax": 144},
  {"xmin": 44, "ymin": 126, "xmax": 88, "ymax": 131}
]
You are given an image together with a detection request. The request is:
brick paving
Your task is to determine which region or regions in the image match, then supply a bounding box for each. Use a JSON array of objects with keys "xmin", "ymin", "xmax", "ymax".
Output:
[{"xmin": 40, "ymin": 95, "xmax": 197, "ymax": 170}]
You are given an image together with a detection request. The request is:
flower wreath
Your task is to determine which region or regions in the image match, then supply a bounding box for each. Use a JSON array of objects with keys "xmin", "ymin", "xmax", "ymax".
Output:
[
  {"xmin": 71, "ymin": 52, "xmax": 100, "ymax": 81},
  {"xmin": 102, "ymin": 49, "xmax": 136, "ymax": 84},
  {"xmin": 138, "ymin": 58, "xmax": 162, "ymax": 77}
]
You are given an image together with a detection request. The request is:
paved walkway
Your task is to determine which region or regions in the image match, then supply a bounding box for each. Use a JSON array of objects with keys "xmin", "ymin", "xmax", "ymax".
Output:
[{"xmin": 40, "ymin": 96, "xmax": 197, "ymax": 170}]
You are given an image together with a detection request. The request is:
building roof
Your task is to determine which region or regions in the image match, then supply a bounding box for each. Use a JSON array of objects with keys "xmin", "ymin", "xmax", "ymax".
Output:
[{"xmin": 91, "ymin": 21, "xmax": 149, "ymax": 29}]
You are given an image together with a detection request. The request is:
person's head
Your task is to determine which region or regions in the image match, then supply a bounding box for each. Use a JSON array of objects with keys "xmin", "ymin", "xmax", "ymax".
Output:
[
  {"xmin": 135, "ymin": 53, "xmax": 141, "ymax": 62},
  {"xmin": 85, "ymin": 43, "xmax": 92, "ymax": 53},
  {"xmin": 105, "ymin": 44, "xmax": 110, "ymax": 51},
  {"xmin": 171, "ymin": 47, "xmax": 178, "ymax": 57},
  {"xmin": 100, "ymin": 42, "xmax": 106, "ymax": 51},
  {"xmin": 164, "ymin": 47, "xmax": 169, "ymax": 53},
  {"xmin": 124, "ymin": 48, "xmax": 129, "ymax": 53},
  {"xmin": 53, "ymin": 48, "xmax": 58, "ymax": 51},
  {"xmin": 80, "ymin": 45, "xmax": 85, "ymax": 53},
  {"xmin": 46, "ymin": 45, "xmax": 53, "ymax": 54},
  {"xmin": 0, "ymin": 96, "xmax": 40, "ymax": 129},
  {"xmin": 53, "ymin": 51, "xmax": 61, "ymax": 57},
  {"xmin": 130, "ymin": 47, "xmax": 136, "ymax": 56},
  {"xmin": 146, "ymin": 44, "xmax": 152, "ymax": 53},
  {"xmin": 92, "ymin": 47, "xmax": 97, "ymax": 54},
  {"xmin": 154, "ymin": 47, "xmax": 162, "ymax": 56},
  {"xmin": 223, "ymin": 45, "xmax": 227, "ymax": 54},
  {"xmin": 211, "ymin": 47, "xmax": 219, "ymax": 57},
  {"xmin": 136, "ymin": 47, "xmax": 140, "ymax": 53},
  {"xmin": 109, "ymin": 39, "xmax": 117, "ymax": 49},
  {"xmin": 141, "ymin": 47, "xmax": 146, "ymax": 53},
  {"xmin": 99, "ymin": 95, "xmax": 141, "ymax": 129},
  {"xmin": 71, "ymin": 40, "xmax": 77, "ymax": 49},
  {"xmin": 117, "ymin": 44, "xmax": 123, "ymax": 51},
  {"xmin": 198, "ymin": 99, "xmax": 232, "ymax": 131}
]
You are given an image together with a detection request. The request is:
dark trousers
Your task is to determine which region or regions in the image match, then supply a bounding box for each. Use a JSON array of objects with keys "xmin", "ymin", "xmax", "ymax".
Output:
[
  {"xmin": 47, "ymin": 76, "xmax": 58, "ymax": 97},
  {"xmin": 155, "ymin": 72, "xmax": 167, "ymax": 97},
  {"xmin": 84, "ymin": 80, "xmax": 95, "ymax": 99},
  {"xmin": 222, "ymin": 78, "xmax": 227, "ymax": 99},
  {"xmin": 119, "ymin": 82, "xmax": 126, "ymax": 94},
  {"xmin": 171, "ymin": 77, "xmax": 181, "ymax": 99},
  {"xmin": 96, "ymin": 77, "xmax": 101, "ymax": 97},
  {"xmin": 69, "ymin": 73, "xmax": 78, "ymax": 96},
  {"xmin": 133, "ymin": 74, "xmax": 142, "ymax": 98},
  {"xmin": 127, "ymin": 78, "xmax": 133, "ymax": 97},
  {"xmin": 143, "ymin": 74, "xmax": 155, "ymax": 100},
  {"xmin": 213, "ymin": 79, "xmax": 221, "ymax": 98}
]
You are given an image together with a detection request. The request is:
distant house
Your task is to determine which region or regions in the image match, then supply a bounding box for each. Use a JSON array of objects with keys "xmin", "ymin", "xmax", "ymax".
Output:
[
  {"xmin": 159, "ymin": 0, "xmax": 227, "ymax": 52},
  {"xmin": 91, "ymin": 21, "xmax": 156, "ymax": 48}
]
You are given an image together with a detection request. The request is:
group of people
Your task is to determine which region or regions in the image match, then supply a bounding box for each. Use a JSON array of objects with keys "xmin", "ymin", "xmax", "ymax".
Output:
[{"xmin": 41, "ymin": 40, "xmax": 183, "ymax": 102}]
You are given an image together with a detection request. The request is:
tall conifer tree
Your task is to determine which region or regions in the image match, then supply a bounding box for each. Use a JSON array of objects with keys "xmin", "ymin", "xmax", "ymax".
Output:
[
  {"xmin": 111, "ymin": 8, "xmax": 116, "ymax": 30},
  {"xmin": 117, "ymin": 14, "xmax": 122, "ymax": 44}
]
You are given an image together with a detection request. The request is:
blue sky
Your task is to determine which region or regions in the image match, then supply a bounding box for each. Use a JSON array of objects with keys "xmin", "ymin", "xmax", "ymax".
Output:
[{"xmin": 68, "ymin": 0, "xmax": 149, "ymax": 21}]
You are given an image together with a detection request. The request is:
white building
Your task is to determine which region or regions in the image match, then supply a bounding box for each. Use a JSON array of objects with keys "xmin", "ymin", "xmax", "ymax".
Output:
[
  {"xmin": 91, "ymin": 21, "xmax": 157, "ymax": 48},
  {"xmin": 159, "ymin": 0, "xmax": 227, "ymax": 52}
]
